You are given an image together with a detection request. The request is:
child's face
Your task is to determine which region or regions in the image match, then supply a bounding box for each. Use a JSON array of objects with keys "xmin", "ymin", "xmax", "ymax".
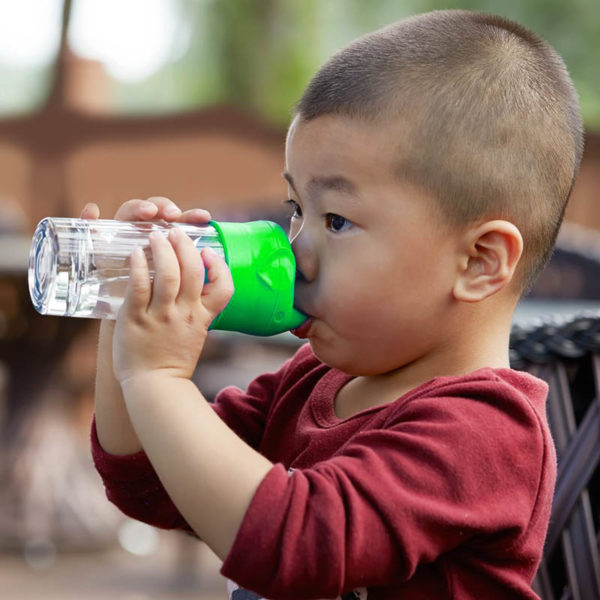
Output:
[{"xmin": 285, "ymin": 114, "xmax": 464, "ymax": 376}]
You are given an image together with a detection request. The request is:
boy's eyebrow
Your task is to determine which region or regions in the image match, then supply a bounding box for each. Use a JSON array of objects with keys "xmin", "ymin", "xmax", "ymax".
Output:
[{"xmin": 282, "ymin": 171, "xmax": 358, "ymax": 199}]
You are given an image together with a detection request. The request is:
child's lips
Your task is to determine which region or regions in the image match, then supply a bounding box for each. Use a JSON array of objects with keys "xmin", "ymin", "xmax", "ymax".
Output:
[{"xmin": 291, "ymin": 317, "xmax": 314, "ymax": 339}]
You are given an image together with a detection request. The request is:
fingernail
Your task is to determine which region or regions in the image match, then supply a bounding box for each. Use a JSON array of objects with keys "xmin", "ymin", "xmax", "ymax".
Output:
[
  {"xmin": 132, "ymin": 247, "xmax": 144, "ymax": 261},
  {"xmin": 165, "ymin": 206, "xmax": 181, "ymax": 216}
]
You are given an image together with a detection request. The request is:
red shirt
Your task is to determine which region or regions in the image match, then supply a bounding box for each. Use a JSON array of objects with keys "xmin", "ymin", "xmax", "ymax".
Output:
[{"xmin": 92, "ymin": 344, "xmax": 555, "ymax": 599}]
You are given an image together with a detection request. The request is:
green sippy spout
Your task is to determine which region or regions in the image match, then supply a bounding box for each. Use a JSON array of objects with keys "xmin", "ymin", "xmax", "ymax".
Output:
[{"xmin": 208, "ymin": 220, "xmax": 307, "ymax": 336}]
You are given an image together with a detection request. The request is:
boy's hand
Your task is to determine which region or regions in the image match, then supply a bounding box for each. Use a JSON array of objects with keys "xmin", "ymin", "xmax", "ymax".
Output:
[
  {"xmin": 80, "ymin": 196, "xmax": 212, "ymax": 227},
  {"xmin": 112, "ymin": 222, "xmax": 234, "ymax": 385}
]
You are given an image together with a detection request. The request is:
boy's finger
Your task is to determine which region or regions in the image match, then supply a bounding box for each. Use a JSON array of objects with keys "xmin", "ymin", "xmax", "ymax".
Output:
[
  {"xmin": 112, "ymin": 198, "xmax": 182, "ymax": 223},
  {"xmin": 175, "ymin": 208, "xmax": 213, "ymax": 224},
  {"xmin": 170, "ymin": 229, "xmax": 205, "ymax": 304},
  {"xmin": 145, "ymin": 196, "xmax": 182, "ymax": 221},
  {"xmin": 148, "ymin": 231, "xmax": 180, "ymax": 309},
  {"xmin": 122, "ymin": 247, "xmax": 151, "ymax": 315},
  {"xmin": 80, "ymin": 203, "xmax": 100, "ymax": 219},
  {"xmin": 114, "ymin": 199, "xmax": 159, "ymax": 221},
  {"xmin": 200, "ymin": 247, "xmax": 234, "ymax": 317}
]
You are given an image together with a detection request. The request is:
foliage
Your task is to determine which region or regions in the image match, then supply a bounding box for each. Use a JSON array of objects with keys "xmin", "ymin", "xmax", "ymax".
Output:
[
  {"xmin": 129, "ymin": 0, "xmax": 599, "ymax": 128},
  {"xmin": 2, "ymin": 0, "xmax": 599, "ymax": 128}
]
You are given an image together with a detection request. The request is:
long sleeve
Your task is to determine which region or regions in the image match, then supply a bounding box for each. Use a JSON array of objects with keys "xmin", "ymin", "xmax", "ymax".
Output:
[
  {"xmin": 91, "ymin": 419, "xmax": 194, "ymax": 531},
  {"xmin": 221, "ymin": 380, "xmax": 555, "ymax": 599}
]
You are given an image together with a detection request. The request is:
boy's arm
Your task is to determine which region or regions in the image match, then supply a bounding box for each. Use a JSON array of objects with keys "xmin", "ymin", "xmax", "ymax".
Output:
[
  {"xmin": 108, "ymin": 225, "xmax": 273, "ymax": 558},
  {"xmin": 92, "ymin": 347, "xmax": 304, "ymax": 533},
  {"xmin": 120, "ymin": 372, "xmax": 272, "ymax": 559},
  {"xmin": 94, "ymin": 320, "xmax": 142, "ymax": 454},
  {"xmin": 81, "ymin": 199, "xmax": 212, "ymax": 455}
]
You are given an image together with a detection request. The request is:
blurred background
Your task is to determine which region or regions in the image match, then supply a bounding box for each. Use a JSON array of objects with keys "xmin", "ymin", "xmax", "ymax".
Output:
[{"xmin": 0, "ymin": 1, "xmax": 598, "ymax": 598}]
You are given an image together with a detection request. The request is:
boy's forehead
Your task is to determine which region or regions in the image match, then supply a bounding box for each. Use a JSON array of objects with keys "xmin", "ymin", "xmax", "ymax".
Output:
[
  {"xmin": 286, "ymin": 113, "xmax": 395, "ymax": 148},
  {"xmin": 285, "ymin": 114, "xmax": 404, "ymax": 183}
]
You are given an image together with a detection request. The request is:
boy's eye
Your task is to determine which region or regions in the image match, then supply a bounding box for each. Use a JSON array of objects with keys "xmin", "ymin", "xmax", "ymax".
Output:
[
  {"xmin": 284, "ymin": 199, "xmax": 302, "ymax": 219},
  {"xmin": 325, "ymin": 213, "xmax": 351, "ymax": 233}
]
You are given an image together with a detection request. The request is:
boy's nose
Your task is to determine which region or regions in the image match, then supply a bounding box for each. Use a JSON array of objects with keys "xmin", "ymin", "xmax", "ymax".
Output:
[{"xmin": 291, "ymin": 229, "xmax": 318, "ymax": 284}]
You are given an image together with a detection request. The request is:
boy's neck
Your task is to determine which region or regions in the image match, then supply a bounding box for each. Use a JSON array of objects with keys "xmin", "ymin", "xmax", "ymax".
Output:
[{"xmin": 334, "ymin": 302, "xmax": 516, "ymax": 420}]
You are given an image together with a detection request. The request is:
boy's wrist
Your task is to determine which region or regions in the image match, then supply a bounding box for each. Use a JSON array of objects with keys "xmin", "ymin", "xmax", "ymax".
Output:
[{"xmin": 119, "ymin": 369, "xmax": 193, "ymax": 395}]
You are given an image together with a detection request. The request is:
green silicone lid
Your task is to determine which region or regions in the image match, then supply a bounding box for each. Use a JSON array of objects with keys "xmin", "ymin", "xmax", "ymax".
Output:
[{"xmin": 208, "ymin": 220, "xmax": 307, "ymax": 336}]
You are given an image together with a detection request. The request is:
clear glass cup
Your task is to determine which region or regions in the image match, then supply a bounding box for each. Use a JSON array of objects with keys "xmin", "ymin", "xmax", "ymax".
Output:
[{"xmin": 29, "ymin": 218, "xmax": 224, "ymax": 319}]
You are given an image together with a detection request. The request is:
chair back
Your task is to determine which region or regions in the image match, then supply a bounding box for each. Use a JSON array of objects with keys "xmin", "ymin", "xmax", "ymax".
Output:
[{"xmin": 511, "ymin": 313, "xmax": 600, "ymax": 600}]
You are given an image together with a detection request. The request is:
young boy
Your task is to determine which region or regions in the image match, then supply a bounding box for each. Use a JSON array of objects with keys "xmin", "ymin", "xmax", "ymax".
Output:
[{"xmin": 85, "ymin": 10, "xmax": 583, "ymax": 600}]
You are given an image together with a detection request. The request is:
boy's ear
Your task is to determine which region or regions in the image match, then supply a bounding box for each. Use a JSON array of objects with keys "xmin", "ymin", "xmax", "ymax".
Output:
[{"xmin": 453, "ymin": 220, "xmax": 523, "ymax": 302}]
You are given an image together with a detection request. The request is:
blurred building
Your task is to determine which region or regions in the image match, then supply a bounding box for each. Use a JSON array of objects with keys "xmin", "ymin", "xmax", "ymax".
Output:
[{"xmin": 0, "ymin": 52, "xmax": 288, "ymax": 234}]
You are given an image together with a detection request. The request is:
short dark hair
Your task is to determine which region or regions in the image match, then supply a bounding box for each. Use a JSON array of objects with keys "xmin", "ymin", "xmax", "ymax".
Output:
[{"xmin": 295, "ymin": 10, "xmax": 584, "ymax": 291}]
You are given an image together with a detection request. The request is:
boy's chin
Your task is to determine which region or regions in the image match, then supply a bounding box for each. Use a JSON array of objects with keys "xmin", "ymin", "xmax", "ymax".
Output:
[{"xmin": 308, "ymin": 339, "xmax": 363, "ymax": 375}]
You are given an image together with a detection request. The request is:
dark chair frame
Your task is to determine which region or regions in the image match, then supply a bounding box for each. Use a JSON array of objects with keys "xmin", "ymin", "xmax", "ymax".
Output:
[{"xmin": 511, "ymin": 313, "xmax": 600, "ymax": 600}]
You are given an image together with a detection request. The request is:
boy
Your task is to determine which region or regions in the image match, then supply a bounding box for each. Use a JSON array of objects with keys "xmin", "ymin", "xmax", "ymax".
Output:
[{"xmin": 85, "ymin": 10, "xmax": 583, "ymax": 600}]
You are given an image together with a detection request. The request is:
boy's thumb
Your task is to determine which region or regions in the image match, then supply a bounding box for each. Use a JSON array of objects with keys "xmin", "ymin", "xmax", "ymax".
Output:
[{"xmin": 201, "ymin": 247, "xmax": 235, "ymax": 317}]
